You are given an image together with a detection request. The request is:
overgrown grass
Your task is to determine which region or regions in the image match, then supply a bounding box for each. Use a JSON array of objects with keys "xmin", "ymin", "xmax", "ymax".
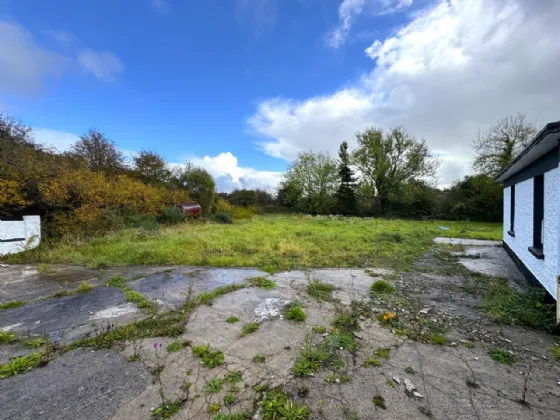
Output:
[
  {"xmin": 370, "ymin": 280, "xmax": 394, "ymax": 294},
  {"xmin": 481, "ymin": 277, "xmax": 556, "ymax": 332},
  {"xmin": 5, "ymin": 215, "xmax": 502, "ymax": 271},
  {"xmin": 0, "ymin": 331, "xmax": 16, "ymax": 344},
  {"xmin": 167, "ymin": 340, "xmax": 190, "ymax": 353},
  {"xmin": 0, "ymin": 300, "xmax": 27, "ymax": 310}
]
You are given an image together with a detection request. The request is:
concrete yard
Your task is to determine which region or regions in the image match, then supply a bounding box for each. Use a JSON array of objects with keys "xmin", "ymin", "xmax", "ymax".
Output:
[{"xmin": 1, "ymin": 240, "xmax": 559, "ymax": 420}]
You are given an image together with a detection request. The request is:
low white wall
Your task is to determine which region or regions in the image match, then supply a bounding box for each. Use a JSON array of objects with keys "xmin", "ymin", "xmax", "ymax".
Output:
[
  {"xmin": 503, "ymin": 167, "xmax": 559, "ymax": 299},
  {"xmin": 0, "ymin": 216, "xmax": 41, "ymax": 256}
]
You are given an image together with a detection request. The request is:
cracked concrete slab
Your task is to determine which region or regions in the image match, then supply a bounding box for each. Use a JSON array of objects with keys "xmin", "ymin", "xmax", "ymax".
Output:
[
  {"xmin": 434, "ymin": 237, "xmax": 502, "ymax": 247},
  {"xmin": 0, "ymin": 348, "xmax": 149, "ymax": 420},
  {"xmin": 1, "ymin": 253, "xmax": 559, "ymax": 420}
]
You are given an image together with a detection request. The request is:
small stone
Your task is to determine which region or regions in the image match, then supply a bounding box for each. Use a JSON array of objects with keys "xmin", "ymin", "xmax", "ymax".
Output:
[
  {"xmin": 339, "ymin": 347, "xmax": 343, "ymax": 350},
  {"xmin": 322, "ymin": 333, "xmax": 329, "ymax": 337},
  {"xmin": 557, "ymin": 382, "xmax": 560, "ymax": 386},
  {"xmin": 404, "ymin": 378, "xmax": 416, "ymax": 394},
  {"xmin": 507, "ymin": 350, "xmax": 514, "ymax": 356},
  {"xmin": 450, "ymin": 342, "xmax": 457, "ymax": 347},
  {"xmin": 393, "ymin": 376, "xmax": 401, "ymax": 385},
  {"xmin": 531, "ymin": 357, "xmax": 538, "ymax": 361},
  {"xmin": 353, "ymin": 331, "xmax": 364, "ymax": 339},
  {"xmin": 474, "ymin": 357, "xmax": 479, "ymax": 361},
  {"xmin": 542, "ymin": 355, "xmax": 548, "ymax": 360},
  {"xmin": 419, "ymin": 308, "xmax": 431, "ymax": 314},
  {"xmin": 359, "ymin": 315, "xmax": 366, "ymax": 321},
  {"xmin": 413, "ymin": 391, "xmax": 424, "ymax": 398},
  {"xmin": 335, "ymin": 378, "xmax": 340, "ymax": 383},
  {"xmin": 499, "ymin": 337, "xmax": 512, "ymax": 343}
]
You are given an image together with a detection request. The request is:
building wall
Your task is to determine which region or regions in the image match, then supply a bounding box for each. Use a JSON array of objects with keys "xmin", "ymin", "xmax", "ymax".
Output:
[
  {"xmin": 503, "ymin": 167, "xmax": 559, "ymax": 299},
  {"xmin": 0, "ymin": 216, "xmax": 41, "ymax": 256}
]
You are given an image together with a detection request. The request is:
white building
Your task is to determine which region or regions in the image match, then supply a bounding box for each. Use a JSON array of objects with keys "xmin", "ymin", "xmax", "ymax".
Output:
[
  {"xmin": 496, "ymin": 122, "xmax": 560, "ymax": 324},
  {"xmin": 0, "ymin": 216, "xmax": 41, "ymax": 256}
]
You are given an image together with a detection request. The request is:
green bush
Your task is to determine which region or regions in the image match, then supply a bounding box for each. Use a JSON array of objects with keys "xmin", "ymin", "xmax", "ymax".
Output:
[
  {"xmin": 214, "ymin": 212, "xmax": 233, "ymax": 224},
  {"xmin": 159, "ymin": 207, "xmax": 186, "ymax": 225},
  {"xmin": 230, "ymin": 206, "xmax": 255, "ymax": 220}
]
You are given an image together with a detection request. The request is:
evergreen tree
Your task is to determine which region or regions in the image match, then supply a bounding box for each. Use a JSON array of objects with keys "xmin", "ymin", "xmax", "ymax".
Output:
[{"xmin": 335, "ymin": 141, "xmax": 357, "ymax": 215}]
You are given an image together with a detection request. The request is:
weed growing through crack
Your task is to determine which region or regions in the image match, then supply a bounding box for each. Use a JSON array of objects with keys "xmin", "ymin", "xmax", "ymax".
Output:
[
  {"xmin": 427, "ymin": 333, "xmax": 447, "ymax": 345},
  {"xmin": 332, "ymin": 311, "xmax": 359, "ymax": 332},
  {"xmin": 76, "ymin": 281, "xmax": 94, "ymax": 293},
  {"xmin": 252, "ymin": 354, "xmax": 266, "ymax": 363},
  {"xmin": 260, "ymin": 389, "xmax": 311, "ymax": 420},
  {"xmin": 248, "ymin": 276, "xmax": 277, "ymax": 289},
  {"xmin": 223, "ymin": 394, "xmax": 236, "ymax": 406},
  {"xmin": 0, "ymin": 300, "xmax": 27, "ymax": 310},
  {"xmin": 207, "ymin": 403, "xmax": 221, "ymax": 414},
  {"xmin": 127, "ymin": 354, "xmax": 141, "ymax": 362},
  {"xmin": 205, "ymin": 377, "xmax": 224, "ymax": 393},
  {"xmin": 293, "ymin": 331, "xmax": 354, "ymax": 376},
  {"xmin": 0, "ymin": 331, "xmax": 16, "ymax": 344},
  {"xmin": 196, "ymin": 284, "xmax": 246, "ymax": 306},
  {"xmin": 226, "ymin": 316, "xmax": 239, "ymax": 323},
  {"xmin": 106, "ymin": 275, "xmax": 125, "ymax": 288},
  {"xmin": 374, "ymin": 348, "xmax": 390, "ymax": 360},
  {"xmin": 167, "ymin": 340, "xmax": 190, "ymax": 353},
  {"xmin": 405, "ymin": 366, "xmax": 416, "ymax": 374},
  {"xmin": 23, "ymin": 337, "xmax": 48, "ymax": 348},
  {"xmin": 0, "ymin": 352, "xmax": 46, "ymax": 379},
  {"xmin": 362, "ymin": 356, "xmax": 381, "ymax": 368},
  {"xmin": 463, "ymin": 341, "xmax": 474, "ymax": 349},
  {"xmin": 241, "ymin": 322, "xmax": 259, "ymax": 336},
  {"xmin": 325, "ymin": 373, "xmax": 350, "ymax": 383},
  {"xmin": 489, "ymin": 348, "xmax": 517, "ymax": 365},
  {"xmin": 370, "ymin": 280, "xmax": 394, "ymax": 294},
  {"xmin": 306, "ymin": 279, "xmax": 335, "ymax": 301},
  {"xmin": 285, "ymin": 303, "xmax": 307, "ymax": 322},
  {"xmin": 548, "ymin": 344, "xmax": 560, "ymax": 360},
  {"xmin": 192, "ymin": 344, "xmax": 225, "ymax": 368},
  {"xmin": 372, "ymin": 394, "xmax": 386, "ymax": 409},
  {"xmin": 312, "ymin": 326, "xmax": 327, "ymax": 333},
  {"xmin": 227, "ymin": 370, "xmax": 242, "ymax": 383},
  {"xmin": 152, "ymin": 400, "xmax": 181, "ymax": 419},
  {"xmin": 123, "ymin": 288, "xmax": 158, "ymax": 313}
]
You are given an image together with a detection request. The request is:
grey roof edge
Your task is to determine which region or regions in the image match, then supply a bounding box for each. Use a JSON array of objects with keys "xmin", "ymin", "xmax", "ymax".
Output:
[{"xmin": 495, "ymin": 121, "xmax": 560, "ymax": 183}]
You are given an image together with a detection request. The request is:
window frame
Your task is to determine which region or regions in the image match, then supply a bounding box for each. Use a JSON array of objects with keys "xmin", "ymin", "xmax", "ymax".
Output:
[
  {"xmin": 528, "ymin": 174, "xmax": 544, "ymax": 259},
  {"xmin": 508, "ymin": 184, "xmax": 515, "ymax": 236}
]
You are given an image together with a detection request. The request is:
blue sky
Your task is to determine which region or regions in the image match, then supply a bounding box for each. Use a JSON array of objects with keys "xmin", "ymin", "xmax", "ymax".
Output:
[{"xmin": 1, "ymin": 0, "xmax": 559, "ymax": 191}]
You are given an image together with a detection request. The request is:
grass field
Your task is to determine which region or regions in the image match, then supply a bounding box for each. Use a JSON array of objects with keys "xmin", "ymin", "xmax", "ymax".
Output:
[{"xmin": 3, "ymin": 215, "xmax": 502, "ymax": 271}]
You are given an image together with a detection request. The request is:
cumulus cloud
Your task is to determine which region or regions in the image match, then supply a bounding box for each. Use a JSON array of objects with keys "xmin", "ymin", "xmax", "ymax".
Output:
[
  {"xmin": 0, "ymin": 20, "xmax": 124, "ymax": 93},
  {"xmin": 327, "ymin": 0, "xmax": 413, "ymax": 48},
  {"xmin": 77, "ymin": 49, "xmax": 124, "ymax": 82},
  {"xmin": 32, "ymin": 128, "xmax": 80, "ymax": 152},
  {"xmin": 188, "ymin": 152, "xmax": 284, "ymax": 193},
  {"xmin": 251, "ymin": 0, "xmax": 560, "ymax": 186},
  {"xmin": 0, "ymin": 21, "xmax": 69, "ymax": 95}
]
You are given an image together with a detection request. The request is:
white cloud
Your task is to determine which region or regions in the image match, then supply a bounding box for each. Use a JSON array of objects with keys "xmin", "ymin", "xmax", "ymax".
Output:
[
  {"xmin": 326, "ymin": 0, "xmax": 413, "ymax": 48},
  {"xmin": 0, "ymin": 21, "xmax": 69, "ymax": 95},
  {"xmin": 250, "ymin": 0, "xmax": 560, "ymax": 187},
  {"xmin": 77, "ymin": 49, "xmax": 124, "ymax": 82},
  {"xmin": 32, "ymin": 128, "xmax": 80, "ymax": 152},
  {"xmin": 189, "ymin": 152, "xmax": 284, "ymax": 193}
]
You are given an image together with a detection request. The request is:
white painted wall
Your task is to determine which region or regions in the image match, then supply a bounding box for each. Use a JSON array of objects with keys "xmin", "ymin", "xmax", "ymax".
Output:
[
  {"xmin": 0, "ymin": 216, "xmax": 41, "ymax": 256},
  {"xmin": 503, "ymin": 167, "xmax": 559, "ymax": 299}
]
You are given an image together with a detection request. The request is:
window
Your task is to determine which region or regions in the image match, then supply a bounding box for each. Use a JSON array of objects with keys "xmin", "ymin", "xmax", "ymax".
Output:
[
  {"xmin": 528, "ymin": 174, "xmax": 544, "ymax": 259},
  {"xmin": 508, "ymin": 185, "xmax": 515, "ymax": 236}
]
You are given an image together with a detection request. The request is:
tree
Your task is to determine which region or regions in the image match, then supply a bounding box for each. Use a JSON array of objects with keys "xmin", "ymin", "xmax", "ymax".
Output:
[
  {"xmin": 334, "ymin": 141, "xmax": 357, "ymax": 215},
  {"xmin": 473, "ymin": 113, "xmax": 537, "ymax": 177},
  {"xmin": 69, "ymin": 129, "xmax": 125, "ymax": 173},
  {"xmin": 352, "ymin": 126, "xmax": 440, "ymax": 214},
  {"xmin": 283, "ymin": 151, "xmax": 338, "ymax": 214},
  {"xmin": 172, "ymin": 162, "xmax": 215, "ymax": 216},
  {"xmin": 133, "ymin": 150, "xmax": 171, "ymax": 186},
  {"xmin": 441, "ymin": 174, "xmax": 502, "ymax": 222}
]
